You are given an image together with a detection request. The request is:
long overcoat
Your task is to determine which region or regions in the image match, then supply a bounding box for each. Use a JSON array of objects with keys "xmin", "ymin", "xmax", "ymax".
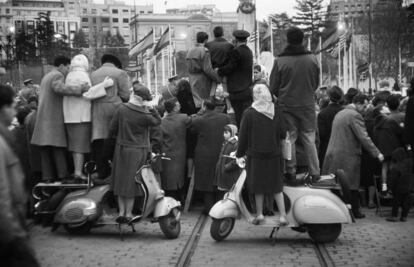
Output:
[
  {"xmin": 322, "ymin": 106, "xmax": 380, "ymax": 190},
  {"xmin": 90, "ymin": 63, "xmax": 130, "ymax": 141},
  {"xmin": 109, "ymin": 103, "xmax": 161, "ymax": 198},
  {"xmin": 160, "ymin": 113, "xmax": 191, "ymax": 190},
  {"xmin": 191, "ymin": 110, "xmax": 230, "ymax": 192},
  {"xmin": 31, "ymin": 69, "xmax": 84, "ymax": 147},
  {"xmin": 215, "ymin": 138, "xmax": 240, "ymax": 191}
]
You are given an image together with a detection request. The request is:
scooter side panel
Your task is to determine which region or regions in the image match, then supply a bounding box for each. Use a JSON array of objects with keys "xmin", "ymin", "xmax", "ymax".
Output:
[
  {"xmin": 153, "ymin": 197, "xmax": 181, "ymax": 218},
  {"xmin": 54, "ymin": 185, "xmax": 110, "ymax": 224},
  {"xmin": 293, "ymin": 195, "xmax": 351, "ymax": 224},
  {"xmin": 209, "ymin": 199, "xmax": 239, "ymax": 219}
]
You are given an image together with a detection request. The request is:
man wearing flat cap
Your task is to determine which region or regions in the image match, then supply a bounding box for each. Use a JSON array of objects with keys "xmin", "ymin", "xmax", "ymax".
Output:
[
  {"xmin": 217, "ymin": 29, "xmax": 253, "ymax": 127},
  {"xmin": 18, "ymin": 78, "xmax": 38, "ymax": 104}
]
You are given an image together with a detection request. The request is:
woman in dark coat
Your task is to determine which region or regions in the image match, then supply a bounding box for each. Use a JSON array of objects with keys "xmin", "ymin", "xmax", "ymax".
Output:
[
  {"xmin": 236, "ymin": 84, "xmax": 288, "ymax": 225},
  {"xmin": 109, "ymin": 85, "xmax": 161, "ymax": 222},
  {"xmin": 191, "ymin": 99, "xmax": 230, "ymax": 213},
  {"xmin": 160, "ymin": 98, "xmax": 191, "ymax": 199}
]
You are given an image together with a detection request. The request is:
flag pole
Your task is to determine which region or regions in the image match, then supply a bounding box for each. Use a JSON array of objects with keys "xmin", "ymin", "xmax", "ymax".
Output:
[
  {"xmin": 161, "ymin": 26, "xmax": 166, "ymax": 86},
  {"xmin": 319, "ymin": 35, "xmax": 322, "ymax": 87},
  {"xmin": 338, "ymin": 41, "xmax": 341, "ymax": 88},
  {"xmin": 168, "ymin": 24, "xmax": 173, "ymax": 77},
  {"xmin": 269, "ymin": 16, "xmax": 274, "ymax": 57},
  {"xmin": 343, "ymin": 38, "xmax": 348, "ymax": 91},
  {"xmin": 152, "ymin": 27, "xmax": 158, "ymax": 95},
  {"xmin": 146, "ymin": 58, "xmax": 151, "ymax": 90}
]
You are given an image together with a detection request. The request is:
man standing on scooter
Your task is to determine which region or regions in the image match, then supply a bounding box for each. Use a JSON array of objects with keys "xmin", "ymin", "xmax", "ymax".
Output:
[
  {"xmin": 323, "ymin": 94, "xmax": 384, "ymax": 218},
  {"xmin": 269, "ymin": 27, "xmax": 320, "ymax": 183}
]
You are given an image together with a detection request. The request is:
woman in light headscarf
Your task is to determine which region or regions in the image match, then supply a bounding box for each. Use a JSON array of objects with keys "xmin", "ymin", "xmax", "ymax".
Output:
[
  {"xmin": 236, "ymin": 84, "xmax": 288, "ymax": 225},
  {"xmin": 63, "ymin": 54, "xmax": 92, "ymax": 181}
]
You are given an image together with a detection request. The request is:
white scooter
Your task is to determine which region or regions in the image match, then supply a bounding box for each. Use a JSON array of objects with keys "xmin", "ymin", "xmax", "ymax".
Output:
[{"xmin": 209, "ymin": 158, "xmax": 354, "ymax": 243}]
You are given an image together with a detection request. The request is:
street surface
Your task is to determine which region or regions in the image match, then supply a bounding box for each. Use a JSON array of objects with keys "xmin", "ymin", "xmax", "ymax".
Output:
[{"xmin": 30, "ymin": 208, "xmax": 414, "ymax": 267}]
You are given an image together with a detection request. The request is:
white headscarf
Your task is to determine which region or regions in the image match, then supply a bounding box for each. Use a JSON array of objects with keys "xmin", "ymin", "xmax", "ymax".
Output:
[
  {"xmin": 70, "ymin": 54, "xmax": 89, "ymax": 72},
  {"xmin": 251, "ymin": 84, "xmax": 274, "ymax": 120}
]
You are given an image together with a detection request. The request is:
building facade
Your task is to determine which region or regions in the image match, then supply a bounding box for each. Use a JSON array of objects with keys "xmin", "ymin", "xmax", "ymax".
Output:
[{"xmin": 79, "ymin": 0, "xmax": 153, "ymax": 46}]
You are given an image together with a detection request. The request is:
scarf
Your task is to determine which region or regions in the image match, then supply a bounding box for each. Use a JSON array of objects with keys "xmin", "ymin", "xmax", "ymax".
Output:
[
  {"xmin": 251, "ymin": 84, "xmax": 274, "ymax": 120},
  {"xmin": 128, "ymin": 93, "xmax": 145, "ymax": 107},
  {"xmin": 278, "ymin": 44, "xmax": 312, "ymax": 57}
]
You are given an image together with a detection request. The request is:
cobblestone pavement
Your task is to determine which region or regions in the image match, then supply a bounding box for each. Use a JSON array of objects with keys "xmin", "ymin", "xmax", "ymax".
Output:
[
  {"xmin": 30, "ymin": 207, "xmax": 414, "ymax": 267},
  {"xmin": 30, "ymin": 212, "xmax": 200, "ymax": 267}
]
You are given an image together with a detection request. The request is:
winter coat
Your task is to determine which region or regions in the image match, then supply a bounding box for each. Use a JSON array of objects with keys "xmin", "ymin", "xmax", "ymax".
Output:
[
  {"xmin": 403, "ymin": 95, "xmax": 414, "ymax": 145},
  {"xmin": 63, "ymin": 55, "xmax": 92, "ymax": 123},
  {"xmin": 215, "ymin": 137, "xmax": 240, "ymax": 191},
  {"xmin": 218, "ymin": 44, "xmax": 253, "ymax": 101},
  {"xmin": 323, "ymin": 105, "xmax": 380, "ymax": 190},
  {"xmin": 0, "ymin": 125, "xmax": 27, "ymax": 247},
  {"xmin": 205, "ymin": 37, "xmax": 234, "ymax": 68},
  {"xmin": 317, "ymin": 102, "xmax": 343, "ymax": 165},
  {"xmin": 388, "ymin": 159, "xmax": 414, "ymax": 194},
  {"xmin": 191, "ymin": 110, "xmax": 230, "ymax": 192},
  {"xmin": 186, "ymin": 44, "xmax": 220, "ymax": 108},
  {"xmin": 236, "ymin": 107, "xmax": 285, "ymax": 194},
  {"xmin": 373, "ymin": 114, "xmax": 404, "ymax": 157},
  {"xmin": 160, "ymin": 113, "xmax": 191, "ymax": 190},
  {"xmin": 31, "ymin": 68, "xmax": 85, "ymax": 147},
  {"xmin": 269, "ymin": 44, "xmax": 319, "ymax": 109},
  {"xmin": 109, "ymin": 103, "xmax": 161, "ymax": 198},
  {"xmin": 90, "ymin": 63, "xmax": 130, "ymax": 141}
]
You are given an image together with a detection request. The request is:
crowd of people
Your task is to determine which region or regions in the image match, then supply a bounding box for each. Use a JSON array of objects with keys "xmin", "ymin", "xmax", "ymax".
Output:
[{"xmin": 1, "ymin": 25, "xmax": 413, "ymax": 265}]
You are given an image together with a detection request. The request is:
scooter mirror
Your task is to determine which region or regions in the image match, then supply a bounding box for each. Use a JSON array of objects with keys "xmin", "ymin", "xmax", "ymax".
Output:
[{"xmin": 84, "ymin": 161, "xmax": 97, "ymax": 175}]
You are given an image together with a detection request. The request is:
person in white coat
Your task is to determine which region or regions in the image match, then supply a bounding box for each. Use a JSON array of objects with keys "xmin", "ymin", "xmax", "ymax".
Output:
[{"xmin": 63, "ymin": 54, "xmax": 92, "ymax": 180}]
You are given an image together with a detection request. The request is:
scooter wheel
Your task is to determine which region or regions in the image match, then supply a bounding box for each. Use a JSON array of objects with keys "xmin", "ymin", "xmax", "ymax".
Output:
[
  {"xmin": 210, "ymin": 217, "xmax": 235, "ymax": 241},
  {"xmin": 159, "ymin": 209, "xmax": 181, "ymax": 239},
  {"xmin": 307, "ymin": 223, "xmax": 342, "ymax": 243},
  {"xmin": 64, "ymin": 222, "xmax": 92, "ymax": 235}
]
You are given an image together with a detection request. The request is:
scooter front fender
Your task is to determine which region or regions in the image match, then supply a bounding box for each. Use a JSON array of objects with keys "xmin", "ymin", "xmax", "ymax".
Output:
[
  {"xmin": 293, "ymin": 195, "xmax": 352, "ymax": 224},
  {"xmin": 209, "ymin": 199, "xmax": 239, "ymax": 219},
  {"xmin": 153, "ymin": 197, "xmax": 181, "ymax": 218}
]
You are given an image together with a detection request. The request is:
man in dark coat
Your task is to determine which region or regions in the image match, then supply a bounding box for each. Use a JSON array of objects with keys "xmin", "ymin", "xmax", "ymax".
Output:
[
  {"xmin": 31, "ymin": 56, "xmax": 89, "ymax": 182},
  {"xmin": 403, "ymin": 79, "xmax": 414, "ymax": 170},
  {"xmin": 90, "ymin": 54, "xmax": 130, "ymax": 180},
  {"xmin": 317, "ymin": 86, "xmax": 344, "ymax": 167},
  {"xmin": 191, "ymin": 99, "xmax": 230, "ymax": 213},
  {"xmin": 205, "ymin": 26, "xmax": 234, "ymax": 69},
  {"xmin": 269, "ymin": 27, "xmax": 320, "ymax": 181},
  {"xmin": 218, "ymin": 30, "xmax": 253, "ymax": 127},
  {"xmin": 186, "ymin": 32, "xmax": 220, "ymax": 109},
  {"xmin": 323, "ymin": 94, "xmax": 384, "ymax": 218}
]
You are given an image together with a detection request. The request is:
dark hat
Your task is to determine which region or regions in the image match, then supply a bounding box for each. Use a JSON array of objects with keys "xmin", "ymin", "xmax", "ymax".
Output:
[
  {"xmin": 168, "ymin": 75, "xmax": 178, "ymax": 82},
  {"xmin": 233, "ymin": 30, "xmax": 250, "ymax": 41},
  {"xmin": 133, "ymin": 84, "xmax": 152, "ymax": 101},
  {"xmin": 24, "ymin": 79, "xmax": 33, "ymax": 85}
]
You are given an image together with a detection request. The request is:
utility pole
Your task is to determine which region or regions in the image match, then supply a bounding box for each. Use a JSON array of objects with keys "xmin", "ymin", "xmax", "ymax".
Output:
[{"xmin": 368, "ymin": 0, "xmax": 372, "ymax": 90}]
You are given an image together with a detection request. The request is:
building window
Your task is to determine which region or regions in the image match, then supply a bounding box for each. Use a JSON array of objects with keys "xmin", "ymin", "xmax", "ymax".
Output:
[
  {"xmin": 113, "ymin": 18, "xmax": 119, "ymax": 23},
  {"xmin": 112, "ymin": 9, "xmax": 118, "ymax": 14},
  {"xmin": 102, "ymin": 9, "xmax": 108, "ymax": 13},
  {"xmin": 123, "ymin": 18, "xmax": 129, "ymax": 23},
  {"xmin": 83, "ymin": 8, "xmax": 87, "ymax": 14},
  {"xmin": 148, "ymin": 11, "xmax": 153, "ymax": 14},
  {"xmin": 92, "ymin": 9, "xmax": 97, "ymax": 14},
  {"xmin": 6, "ymin": 8, "xmax": 10, "ymax": 14},
  {"xmin": 140, "ymin": 11, "xmax": 144, "ymax": 14},
  {"xmin": 123, "ymin": 9, "xmax": 129, "ymax": 13},
  {"xmin": 93, "ymin": 18, "xmax": 96, "ymax": 23},
  {"xmin": 82, "ymin": 17, "xmax": 88, "ymax": 22},
  {"xmin": 102, "ymin": 17, "xmax": 109, "ymax": 23}
]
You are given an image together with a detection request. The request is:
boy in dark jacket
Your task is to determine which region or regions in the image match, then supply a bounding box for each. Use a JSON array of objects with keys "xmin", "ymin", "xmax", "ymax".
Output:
[
  {"xmin": 386, "ymin": 148, "xmax": 414, "ymax": 222},
  {"xmin": 215, "ymin": 124, "xmax": 240, "ymax": 194}
]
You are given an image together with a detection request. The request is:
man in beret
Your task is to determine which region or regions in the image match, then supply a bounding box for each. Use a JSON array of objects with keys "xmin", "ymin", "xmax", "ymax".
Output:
[
  {"xmin": 90, "ymin": 54, "xmax": 130, "ymax": 180},
  {"xmin": 217, "ymin": 29, "xmax": 253, "ymax": 127}
]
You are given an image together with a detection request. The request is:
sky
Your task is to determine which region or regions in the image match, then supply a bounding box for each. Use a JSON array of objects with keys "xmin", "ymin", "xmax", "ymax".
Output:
[{"xmin": 94, "ymin": 0, "xmax": 326, "ymax": 19}]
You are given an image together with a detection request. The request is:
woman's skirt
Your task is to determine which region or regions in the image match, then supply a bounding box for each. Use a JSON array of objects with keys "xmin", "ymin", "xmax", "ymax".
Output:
[
  {"xmin": 111, "ymin": 145, "xmax": 149, "ymax": 198},
  {"xmin": 66, "ymin": 122, "xmax": 91, "ymax": 153},
  {"xmin": 246, "ymin": 155, "xmax": 283, "ymax": 194}
]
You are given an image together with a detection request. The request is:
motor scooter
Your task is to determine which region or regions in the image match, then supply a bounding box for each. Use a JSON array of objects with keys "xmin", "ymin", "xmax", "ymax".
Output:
[
  {"xmin": 33, "ymin": 154, "xmax": 182, "ymax": 239},
  {"xmin": 209, "ymin": 157, "xmax": 354, "ymax": 243}
]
